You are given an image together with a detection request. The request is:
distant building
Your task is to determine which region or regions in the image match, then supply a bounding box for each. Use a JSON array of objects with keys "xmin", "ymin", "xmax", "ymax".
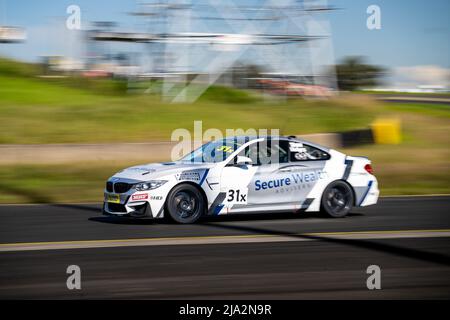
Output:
[{"xmin": 0, "ymin": 26, "xmax": 26, "ymax": 43}]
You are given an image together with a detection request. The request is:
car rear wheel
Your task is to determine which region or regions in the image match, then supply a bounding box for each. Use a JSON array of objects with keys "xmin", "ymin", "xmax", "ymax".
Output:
[
  {"xmin": 321, "ymin": 181, "xmax": 353, "ymax": 218},
  {"xmin": 165, "ymin": 184, "xmax": 205, "ymax": 224}
]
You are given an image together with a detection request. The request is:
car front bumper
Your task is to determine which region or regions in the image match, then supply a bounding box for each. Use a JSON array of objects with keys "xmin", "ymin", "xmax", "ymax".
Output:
[{"xmin": 102, "ymin": 201, "xmax": 153, "ymax": 218}]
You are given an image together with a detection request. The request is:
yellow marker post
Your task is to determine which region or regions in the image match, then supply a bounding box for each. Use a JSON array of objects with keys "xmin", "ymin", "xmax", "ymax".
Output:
[{"xmin": 371, "ymin": 118, "xmax": 402, "ymax": 144}]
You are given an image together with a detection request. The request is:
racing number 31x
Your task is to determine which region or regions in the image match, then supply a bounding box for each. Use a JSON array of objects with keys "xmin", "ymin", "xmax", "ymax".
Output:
[{"xmin": 227, "ymin": 189, "xmax": 247, "ymax": 203}]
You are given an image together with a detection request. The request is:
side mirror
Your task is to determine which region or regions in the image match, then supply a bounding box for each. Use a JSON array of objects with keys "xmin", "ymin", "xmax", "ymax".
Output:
[{"xmin": 236, "ymin": 156, "xmax": 253, "ymax": 165}]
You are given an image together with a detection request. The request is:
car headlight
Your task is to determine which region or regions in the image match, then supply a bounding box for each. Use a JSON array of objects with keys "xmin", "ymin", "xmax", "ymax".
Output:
[{"xmin": 134, "ymin": 180, "xmax": 167, "ymax": 191}]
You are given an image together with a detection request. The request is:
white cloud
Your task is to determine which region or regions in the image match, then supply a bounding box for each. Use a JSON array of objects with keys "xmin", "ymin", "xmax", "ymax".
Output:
[{"xmin": 392, "ymin": 65, "xmax": 450, "ymax": 87}]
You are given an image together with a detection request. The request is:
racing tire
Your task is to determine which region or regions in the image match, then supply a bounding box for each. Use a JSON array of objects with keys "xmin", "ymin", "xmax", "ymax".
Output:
[
  {"xmin": 165, "ymin": 184, "xmax": 205, "ymax": 224},
  {"xmin": 320, "ymin": 181, "xmax": 354, "ymax": 218}
]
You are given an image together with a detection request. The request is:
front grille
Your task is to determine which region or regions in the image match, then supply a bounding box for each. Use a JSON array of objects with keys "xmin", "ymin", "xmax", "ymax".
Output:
[
  {"xmin": 114, "ymin": 182, "xmax": 132, "ymax": 193},
  {"xmin": 107, "ymin": 203, "xmax": 127, "ymax": 213},
  {"xmin": 106, "ymin": 181, "xmax": 113, "ymax": 192}
]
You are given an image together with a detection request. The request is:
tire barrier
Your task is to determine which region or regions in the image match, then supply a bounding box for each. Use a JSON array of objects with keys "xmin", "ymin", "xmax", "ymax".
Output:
[
  {"xmin": 298, "ymin": 118, "xmax": 401, "ymax": 148},
  {"xmin": 371, "ymin": 118, "xmax": 402, "ymax": 145}
]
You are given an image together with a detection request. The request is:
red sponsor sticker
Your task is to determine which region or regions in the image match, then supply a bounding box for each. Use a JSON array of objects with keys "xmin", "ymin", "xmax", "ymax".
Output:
[{"xmin": 131, "ymin": 193, "xmax": 148, "ymax": 201}]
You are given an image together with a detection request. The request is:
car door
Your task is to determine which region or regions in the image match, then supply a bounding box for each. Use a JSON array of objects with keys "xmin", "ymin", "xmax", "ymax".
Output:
[
  {"xmin": 220, "ymin": 138, "xmax": 293, "ymax": 211},
  {"xmin": 245, "ymin": 138, "xmax": 294, "ymax": 207},
  {"xmin": 219, "ymin": 152, "xmax": 258, "ymax": 211},
  {"xmin": 280, "ymin": 141, "xmax": 331, "ymax": 207},
  {"xmin": 220, "ymin": 139, "xmax": 329, "ymax": 212},
  {"xmin": 245, "ymin": 139, "xmax": 331, "ymax": 209}
]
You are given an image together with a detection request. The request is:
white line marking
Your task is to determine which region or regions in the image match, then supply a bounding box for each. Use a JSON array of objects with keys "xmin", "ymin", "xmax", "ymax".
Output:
[{"xmin": 1, "ymin": 230, "xmax": 449, "ymax": 252}]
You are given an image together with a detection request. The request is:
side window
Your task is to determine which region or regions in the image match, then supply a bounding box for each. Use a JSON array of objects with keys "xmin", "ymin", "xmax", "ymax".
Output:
[
  {"xmin": 233, "ymin": 140, "xmax": 290, "ymax": 165},
  {"xmin": 243, "ymin": 143, "xmax": 260, "ymax": 164},
  {"xmin": 276, "ymin": 140, "xmax": 290, "ymax": 164},
  {"xmin": 288, "ymin": 142, "xmax": 330, "ymax": 162}
]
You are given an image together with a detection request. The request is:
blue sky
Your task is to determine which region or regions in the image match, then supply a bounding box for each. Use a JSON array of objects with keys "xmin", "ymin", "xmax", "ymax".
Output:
[
  {"xmin": 0, "ymin": 0, "xmax": 449, "ymax": 69},
  {"xmin": 328, "ymin": 0, "xmax": 449, "ymax": 68}
]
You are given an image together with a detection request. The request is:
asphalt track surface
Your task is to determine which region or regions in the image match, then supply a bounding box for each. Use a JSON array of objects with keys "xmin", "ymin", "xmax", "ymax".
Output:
[{"xmin": 0, "ymin": 196, "xmax": 449, "ymax": 299}]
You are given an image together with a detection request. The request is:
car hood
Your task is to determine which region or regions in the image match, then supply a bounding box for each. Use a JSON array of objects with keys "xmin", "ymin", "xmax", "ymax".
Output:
[{"xmin": 109, "ymin": 161, "xmax": 217, "ymax": 182}]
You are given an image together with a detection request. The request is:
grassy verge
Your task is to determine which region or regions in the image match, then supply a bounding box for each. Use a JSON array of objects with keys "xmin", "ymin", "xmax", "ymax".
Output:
[
  {"xmin": 0, "ymin": 75, "xmax": 377, "ymax": 144},
  {"xmin": 383, "ymin": 103, "xmax": 450, "ymax": 118},
  {"xmin": 0, "ymin": 104, "xmax": 448, "ymax": 203},
  {"xmin": 0, "ymin": 163, "xmax": 126, "ymax": 203}
]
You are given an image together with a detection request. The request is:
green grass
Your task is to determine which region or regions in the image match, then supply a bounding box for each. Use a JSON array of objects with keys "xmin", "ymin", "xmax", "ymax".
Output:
[
  {"xmin": 0, "ymin": 163, "xmax": 122, "ymax": 203},
  {"xmin": 383, "ymin": 103, "xmax": 450, "ymax": 118},
  {"xmin": 0, "ymin": 75, "xmax": 376, "ymax": 144},
  {"xmin": 198, "ymin": 85, "xmax": 260, "ymax": 103},
  {"xmin": 0, "ymin": 57, "xmax": 42, "ymax": 77},
  {"xmin": 0, "ymin": 101, "xmax": 448, "ymax": 203}
]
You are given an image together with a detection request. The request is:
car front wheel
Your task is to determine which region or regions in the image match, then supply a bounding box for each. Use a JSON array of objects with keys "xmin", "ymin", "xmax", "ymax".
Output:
[
  {"xmin": 165, "ymin": 184, "xmax": 205, "ymax": 224},
  {"xmin": 321, "ymin": 181, "xmax": 354, "ymax": 218}
]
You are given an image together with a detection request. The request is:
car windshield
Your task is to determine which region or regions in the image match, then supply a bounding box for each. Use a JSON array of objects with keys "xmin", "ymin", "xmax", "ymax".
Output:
[{"xmin": 180, "ymin": 139, "xmax": 244, "ymax": 163}]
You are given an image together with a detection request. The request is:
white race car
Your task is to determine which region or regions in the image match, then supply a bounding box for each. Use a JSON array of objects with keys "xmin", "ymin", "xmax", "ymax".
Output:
[{"xmin": 103, "ymin": 136, "xmax": 379, "ymax": 223}]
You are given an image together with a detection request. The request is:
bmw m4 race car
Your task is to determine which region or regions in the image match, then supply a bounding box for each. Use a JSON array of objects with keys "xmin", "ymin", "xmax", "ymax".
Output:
[{"xmin": 103, "ymin": 136, "xmax": 379, "ymax": 223}]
